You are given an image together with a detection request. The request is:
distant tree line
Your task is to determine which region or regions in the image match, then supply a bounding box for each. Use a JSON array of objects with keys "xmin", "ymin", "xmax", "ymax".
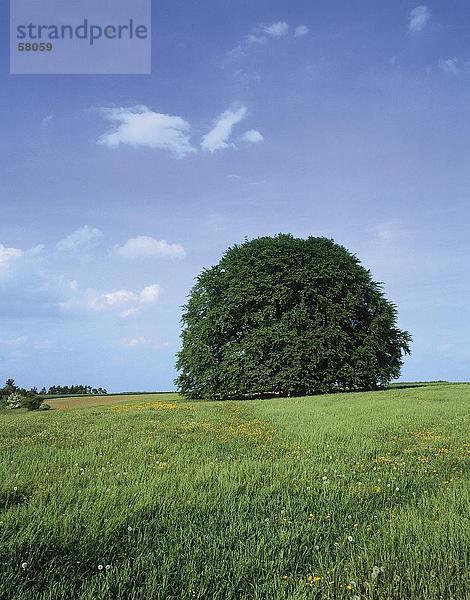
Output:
[
  {"xmin": 0, "ymin": 379, "xmax": 108, "ymax": 412},
  {"xmin": 39, "ymin": 384, "xmax": 108, "ymax": 396}
]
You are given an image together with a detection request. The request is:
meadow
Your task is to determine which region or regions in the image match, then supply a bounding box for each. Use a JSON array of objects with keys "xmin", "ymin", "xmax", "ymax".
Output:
[{"xmin": 0, "ymin": 384, "xmax": 468, "ymax": 599}]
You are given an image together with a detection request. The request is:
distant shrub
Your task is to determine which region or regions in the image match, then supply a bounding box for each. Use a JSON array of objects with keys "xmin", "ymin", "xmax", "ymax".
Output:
[
  {"xmin": 5, "ymin": 391, "xmax": 44, "ymax": 411},
  {"xmin": 22, "ymin": 393, "xmax": 44, "ymax": 411},
  {"xmin": 6, "ymin": 392, "xmax": 24, "ymax": 409},
  {"xmin": 38, "ymin": 403, "xmax": 51, "ymax": 411}
]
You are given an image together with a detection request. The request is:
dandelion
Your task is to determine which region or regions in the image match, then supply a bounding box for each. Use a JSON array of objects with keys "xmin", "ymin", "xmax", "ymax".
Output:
[
  {"xmin": 98, "ymin": 564, "xmax": 104, "ymax": 571},
  {"xmin": 21, "ymin": 562, "xmax": 28, "ymax": 570},
  {"xmin": 105, "ymin": 565, "xmax": 111, "ymax": 571},
  {"xmin": 347, "ymin": 535, "xmax": 353, "ymax": 542},
  {"xmin": 306, "ymin": 575, "xmax": 322, "ymax": 586},
  {"xmin": 322, "ymin": 476, "xmax": 328, "ymax": 481},
  {"xmin": 13, "ymin": 487, "xmax": 17, "ymax": 492},
  {"xmin": 314, "ymin": 544, "xmax": 320, "ymax": 550}
]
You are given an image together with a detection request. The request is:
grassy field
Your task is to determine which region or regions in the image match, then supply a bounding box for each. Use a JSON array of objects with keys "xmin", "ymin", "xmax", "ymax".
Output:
[
  {"xmin": 46, "ymin": 393, "xmax": 173, "ymax": 411},
  {"xmin": 0, "ymin": 384, "xmax": 468, "ymax": 599}
]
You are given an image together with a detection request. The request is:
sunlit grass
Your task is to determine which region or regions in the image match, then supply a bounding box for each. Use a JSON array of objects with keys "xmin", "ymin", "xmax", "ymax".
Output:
[{"xmin": 0, "ymin": 383, "xmax": 469, "ymax": 599}]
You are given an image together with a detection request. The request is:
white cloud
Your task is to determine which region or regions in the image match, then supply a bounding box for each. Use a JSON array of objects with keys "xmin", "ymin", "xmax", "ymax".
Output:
[
  {"xmin": 294, "ymin": 25, "xmax": 309, "ymax": 37},
  {"xmin": 120, "ymin": 336, "xmax": 150, "ymax": 348},
  {"xmin": 408, "ymin": 6, "xmax": 431, "ymax": 33},
  {"xmin": 0, "ymin": 245, "xmax": 23, "ymax": 276},
  {"xmin": 115, "ymin": 236, "xmax": 186, "ymax": 260},
  {"xmin": 139, "ymin": 284, "xmax": 161, "ymax": 304},
  {"xmin": 60, "ymin": 283, "xmax": 160, "ymax": 318},
  {"xmin": 97, "ymin": 105, "xmax": 196, "ymax": 158},
  {"xmin": 439, "ymin": 57, "xmax": 459, "ymax": 75},
  {"xmin": 102, "ymin": 289, "xmax": 139, "ymax": 307},
  {"xmin": 56, "ymin": 225, "xmax": 103, "ymax": 255},
  {"xmin": 201, "ymin": 105, "xmax": 248, "ymax": 152},
  {"xmin": 260, "ymin": 21, "xmax": 289, "ymax": 38},
  {"xmin": 241, "ymin": 129, "xmax": 264, "ymax": 144}
]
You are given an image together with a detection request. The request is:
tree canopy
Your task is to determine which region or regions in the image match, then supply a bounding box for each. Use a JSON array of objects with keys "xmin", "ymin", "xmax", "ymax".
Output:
[{"xmin": 176, "ymin": 234, "xmax": 411, "ymax": 400}]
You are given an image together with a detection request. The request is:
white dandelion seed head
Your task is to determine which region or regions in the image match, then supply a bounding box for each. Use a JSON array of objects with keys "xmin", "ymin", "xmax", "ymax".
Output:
[
  {"xmin": 98, "ymin": 564, "xmax": 104, "ymax": 571},
  {"xmin": 21, "ymin": 562, "xmax": 28, "ymax": 570}
]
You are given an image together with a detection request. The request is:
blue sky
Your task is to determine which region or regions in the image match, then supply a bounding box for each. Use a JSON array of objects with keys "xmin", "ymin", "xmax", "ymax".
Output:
[{"xmin": 1, "ymin": 1, "xmax": 470, "ymax": 391}]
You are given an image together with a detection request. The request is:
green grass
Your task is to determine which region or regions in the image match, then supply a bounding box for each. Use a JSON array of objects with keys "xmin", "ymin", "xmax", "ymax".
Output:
[{"xmin": 0, "ymin": 384, "xmax": 469, "ymax": 599}]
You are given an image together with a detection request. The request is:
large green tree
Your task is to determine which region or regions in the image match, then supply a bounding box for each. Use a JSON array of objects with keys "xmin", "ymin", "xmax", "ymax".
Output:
[{"xmin": 176, "ymin": 234, "xmax": 411, "ymax": 399}]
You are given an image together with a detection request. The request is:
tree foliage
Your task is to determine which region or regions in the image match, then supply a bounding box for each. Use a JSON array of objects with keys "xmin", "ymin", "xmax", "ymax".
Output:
[{"xmin": 176, "ymin": 234, "xmax": 411, "ymax": 400}]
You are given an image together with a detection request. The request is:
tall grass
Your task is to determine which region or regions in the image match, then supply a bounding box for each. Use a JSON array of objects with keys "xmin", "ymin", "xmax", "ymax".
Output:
[{"xmin": 0, "ymin": 384, "xmax": 468, "ymax": 599}]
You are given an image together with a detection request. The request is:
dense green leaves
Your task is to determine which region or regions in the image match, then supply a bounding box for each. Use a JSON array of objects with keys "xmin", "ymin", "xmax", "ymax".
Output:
[{"xmin": 176, "ymin": 234, "xmax": 411, "ymax": 399}]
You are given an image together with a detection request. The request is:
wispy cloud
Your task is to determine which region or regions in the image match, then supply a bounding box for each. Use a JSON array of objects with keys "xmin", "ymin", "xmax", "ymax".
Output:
[
  {"xmin": 0, "ymin": 245, "xmax": 24, "ymax": 277},
  {"xmin": 408, "ymin": 6, "xmax": 431, "ymax": 33},
  {"xmin": 260, "ymin": 21, "xmax": 289, "ymax": 38},
  {"xmin": 120, "ymin": 336, "xmax": 150, "ymax": 348},
  {"xmin": 201, "ymin": 104, "xmax": 248, "ymax": 152},
  {"xmin": 56, "ymin": 225, "xmax": 103, "ymax": 256},
  {"xmin": 294, "ymin": 25, "xmax": 309, "ymax": 38},
  {"xmin": 6, "ymin": 336, "xmax": 29, "ymax": 346},
  {"xmin": 438, "ymin": 57, "xmax": 459, "ymax": 75},
  {"xmin": 241, "ymin": 129, "xmax": 264, "ymax": 144},
  {"xmin": 119, "ymin": 336, "xmax": 169, "ymax": 349},
  {"xmin": 115, "ymin": 236, "xmax": 186, "ymax": 260},
  {"xmin": 97, "ymin": 105, "xmax": 196, "ymax": 158},
  {"xmin": 41, "ymin": 114, "xmax": 53, "ymax": 128},
  {"xmin": 228, "ymin": 21, "xmax": 293, "ymax": 57},
  {"xmin": 369, "ymin": 220, "xmax": 410, "ymax": 243}
]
